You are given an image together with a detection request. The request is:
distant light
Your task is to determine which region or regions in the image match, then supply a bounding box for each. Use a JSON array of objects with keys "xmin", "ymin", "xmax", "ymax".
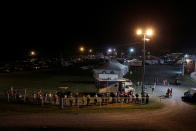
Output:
[
  {"xmin": 146, "ymin": 29, "xmax": 153, "ymax": 36},
  {"xmin": 80, "ymin": 47, "xmax": 85, "ymax": 52},
  {"xmin": 184, "ymin": 54, "xmax": 188, "ymax": 58},
  {"xmin": 130, "ymin": 48, "xmax": 134, "ymax": 53},
  {"xmin": 108, "ymin": 49, "xmax": 112, "ymax": 53},
  {"xmin": 113, "ymin": 49, "xmax": 116, "ymax": 51},
  {"xmin": 30, "ymin": 51, "xmax": 36, "ymax": 56},
  {"xmin": 137, "ymin": 29, "xmax": 142, "ymax": 35},
  {"xmin": 89, "ymin": 49, "xmax": 93, "ymax": 53}
]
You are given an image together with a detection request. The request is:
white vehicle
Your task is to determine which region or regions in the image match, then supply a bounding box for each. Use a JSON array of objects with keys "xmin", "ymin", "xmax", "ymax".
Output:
[{"xmin": 124, "ymin": 85, "xmax": 135, "ymax": 93}]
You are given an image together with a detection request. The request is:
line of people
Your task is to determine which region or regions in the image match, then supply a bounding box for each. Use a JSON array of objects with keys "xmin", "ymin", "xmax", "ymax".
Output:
[{"xmin": 6, "ymin": 88, "xmax": 150, "ymax": 107}]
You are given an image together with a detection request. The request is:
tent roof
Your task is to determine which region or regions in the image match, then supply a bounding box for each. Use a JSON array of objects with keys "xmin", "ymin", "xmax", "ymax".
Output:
[{"xmin": 95, "ymin": 60, "xmax": 127, "ymax": 71}]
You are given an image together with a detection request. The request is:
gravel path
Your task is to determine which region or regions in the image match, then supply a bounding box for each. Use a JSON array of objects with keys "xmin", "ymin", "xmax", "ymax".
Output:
[{"xmin": 0, "ymin": 99, "xmax": 196, "ymax": 131}]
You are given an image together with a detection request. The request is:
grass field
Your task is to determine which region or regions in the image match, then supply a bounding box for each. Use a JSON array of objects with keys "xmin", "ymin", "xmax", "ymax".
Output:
[{"xmin": 0, "ymin": 67, "xmax": 97, "ymax": 94}]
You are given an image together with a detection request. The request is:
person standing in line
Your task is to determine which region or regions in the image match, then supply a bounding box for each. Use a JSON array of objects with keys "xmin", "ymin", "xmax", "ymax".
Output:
[
  {"xmin": 94, "ymin": 93, "xmax": 98, "ymax": 105},
  {"xmin": 69, "ymin": 94, "xmax": 73, "ymax": 106},
  {"xmin": 124, "ymin": 93, "xmax": 127, "ymax": 103},
  {"xmin": 87, "ymin": 94, "xmax": 90, "ymax": 106},
  {"xmin": 146, "ymin": 94, "xmax": 149, "ymax": 104},
  {"xmin": 33, "ymin": 91, "xmax": 37, "ymax": 104},
  {"xmin": 48, "ymin": 92, "xmax": 52, "ymax": 104},
  {"xmin": 131, "ymin": 93, "xmax": 135, "ymax": 103},
  {"xmin": 37, "ymin": 90, "xmax": 41, "ymax": 104},
  {"xmin": 44, "ymin": 92, "xmax": 48, "ymax": 104},
  {"xmin": 128, "ymin": 93, "xmax": 131, "ymax": 103},
  {"xmin": 135, "ymin": 93, "xmax": 139, "ymax": 103},
  {"xmin": 105, "ymin": 93, "xmax": 109, "ymax": 104},
  {"xmin": 64, "ymin": 94, "xmax": 67, "ymax": 106},
  {"xmin": 117, "ymin": 92, "xmax": 120, "ymax": 103},
  {"xmin": 101, "ymin": 94, "xmax": 105, "ymax": 104},
  {"xmin": 82, "ymin": 95, "xmax": 85, "ymax": 105},
  {"xmin": 111, "ymin": 93, "xmax": 115, "ymax": 103},
  {"xmin": 54, "ymin": 93, "xmax": 58, "ymax": 105},
  {"xmin": 141, "ymin": 93, "xmax": 145, "ymax": 104},
  {"xmin": 75, "ymin": 92, "xmax": 79, "ymax": 106}
]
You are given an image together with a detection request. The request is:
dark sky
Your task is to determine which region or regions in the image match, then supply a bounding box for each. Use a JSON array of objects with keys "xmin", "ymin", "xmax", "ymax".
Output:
[{"xmin": 1, "ymin": 1, "xmax": 196, "ymax": 60}]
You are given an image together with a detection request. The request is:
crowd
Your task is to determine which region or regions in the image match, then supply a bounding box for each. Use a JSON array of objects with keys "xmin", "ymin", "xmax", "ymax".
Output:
[{"xmin": 6, "ymin": 88, "xmax": 150, "ymax": 108}]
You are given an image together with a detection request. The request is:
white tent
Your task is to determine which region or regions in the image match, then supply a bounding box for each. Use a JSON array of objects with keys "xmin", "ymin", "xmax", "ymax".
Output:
[{"xmin": 93, "ymin": 60, "xmax": 129, "ymax": 78}]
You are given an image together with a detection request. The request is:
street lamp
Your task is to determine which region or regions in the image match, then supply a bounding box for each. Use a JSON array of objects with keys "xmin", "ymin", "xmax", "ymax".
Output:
[
  {"xmin": 130, "ymin": 48, "xmax": 134, "ymax": 53},
  {"xmin": 136, "ymin": 28, "xmax": 153, "ymax": 94},
  {"xmin": 79, "ymin": 46, "xmax": 85, "ymax": 52},
  {"xmin": 182, "ymin": 54, "xmax": 189, "ymax": 76},
  {"xmin": 108, "ymin": 48, "xmax": 112, "ymax": 53},
  {"xmin": 30, "ymin": 50, "xmax": 36, "ymax": 56},
  {"xmin": 89, "ymin": 49, "xmax": 93, "ymax": 53}
]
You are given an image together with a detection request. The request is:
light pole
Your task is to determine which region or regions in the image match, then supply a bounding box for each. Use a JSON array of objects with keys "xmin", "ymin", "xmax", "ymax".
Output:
[
  {"xmin": 137, "ymin": 29, "xmax": 153, "ymax": 94},
  {"xmin": 182, "ymin": 54, "xmax": 188, "ymax": 76}
]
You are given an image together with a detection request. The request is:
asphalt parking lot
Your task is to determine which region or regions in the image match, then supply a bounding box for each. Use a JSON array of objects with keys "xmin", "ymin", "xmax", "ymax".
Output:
[{"xmin": 134, "ymin": 64, "xmax": 196, "ymax": 101}]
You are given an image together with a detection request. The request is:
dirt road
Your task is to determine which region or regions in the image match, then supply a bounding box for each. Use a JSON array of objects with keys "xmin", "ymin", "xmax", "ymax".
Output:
[{"xmin": 0, "ymin": 99, "xmax": 196, "ymax": 131}]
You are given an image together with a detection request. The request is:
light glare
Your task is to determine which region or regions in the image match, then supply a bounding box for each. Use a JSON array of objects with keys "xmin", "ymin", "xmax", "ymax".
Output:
[
  {"xmin": 146, "ymin": 29, "xmax": 152, "ymax": 36},
  {"xmin": 137, "ymin": 29, "xmax": 142, "ymax": 35}
]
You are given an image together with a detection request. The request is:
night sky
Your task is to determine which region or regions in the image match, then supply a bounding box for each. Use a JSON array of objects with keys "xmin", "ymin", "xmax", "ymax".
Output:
[{"xmin": 1, "ymin": 1, "xmax": 196, "ymax": 60}]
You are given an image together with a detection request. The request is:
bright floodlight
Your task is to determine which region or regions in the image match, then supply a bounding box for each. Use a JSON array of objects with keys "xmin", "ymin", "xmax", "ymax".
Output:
[
  {"xmin": 146, "ymin": 29, "xmax": 152, "ymax": 36},
  {"xmin": 108, "ymin": 49, "xmax": 112, "ymax": 53},
  {"xmin": 130, "ymin": 48, "xmax": 134, "ymax": 53},
  {"xmin": 137, "ymin": 29, "xmax": 142, "ymax": 35}
]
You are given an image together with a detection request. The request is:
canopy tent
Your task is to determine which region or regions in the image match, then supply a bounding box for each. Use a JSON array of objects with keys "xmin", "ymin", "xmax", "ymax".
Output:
[{"xmin": 93, "ymin": 60, "xmax": 129, "ymax": 78}]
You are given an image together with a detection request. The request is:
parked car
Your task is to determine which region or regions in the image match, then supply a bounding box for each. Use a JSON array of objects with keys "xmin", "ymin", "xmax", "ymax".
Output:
[{"xmin": 182, "ymin": 88, "xmax": 196, "ymax": 102}]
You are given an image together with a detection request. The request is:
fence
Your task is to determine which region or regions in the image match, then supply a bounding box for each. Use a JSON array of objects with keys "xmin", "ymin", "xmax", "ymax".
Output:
[{"xmin": 4, "ymin": 88, "xmax": 151, "ymax": 110}]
